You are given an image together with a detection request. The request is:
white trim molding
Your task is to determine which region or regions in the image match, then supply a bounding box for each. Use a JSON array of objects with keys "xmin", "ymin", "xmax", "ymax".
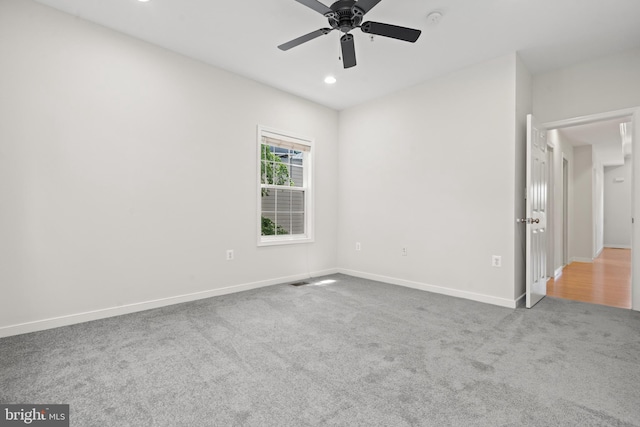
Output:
[
  {"xmin": 595, "ymin": 247, "xmax": 604, "ymax": 259},
  {"xmin": 542, "ymin": 108, "xmax": 636, "ymax": 130},
  {"xmin": 339, "ymin": 268, "xmax": 519, "ymax": 309},
  {"xmin": 0, "ymin": 268, "xmax": 339, "ymax": 339},
  {"xmin": 571, "ymin": 257, "xmax": 594, "ymax": 263},
  {"xmin": 257, "ymin": 125, "xmax": 314, "ymax": 247},
  {"xmin": 554, "ymin": 266, "xmax": 564, "ymax": 279},
  {"xmin": 515, "ymin": 292, "xmax": 527, "ymax": 308}
]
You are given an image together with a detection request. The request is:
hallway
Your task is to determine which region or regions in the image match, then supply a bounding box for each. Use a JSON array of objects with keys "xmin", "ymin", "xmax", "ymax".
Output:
[{"xmin": 547, "ymin": 248, "xmax": 631, "ymax": 309}]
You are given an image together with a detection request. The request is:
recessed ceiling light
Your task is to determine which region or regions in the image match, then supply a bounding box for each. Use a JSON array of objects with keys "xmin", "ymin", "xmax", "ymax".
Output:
[
  {"xmin": 138, "ymin": 0, "xmax": 150, "ymax": 2},
  {"xmin": 324, "ymin": 75, "xmax": 337, "ymax": 84}
]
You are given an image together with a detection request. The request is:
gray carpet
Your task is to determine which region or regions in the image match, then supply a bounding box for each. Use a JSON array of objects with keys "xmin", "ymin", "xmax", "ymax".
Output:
[{"xmin": 1, "ymin": 274, "xmax": 640, "ymax": 426}]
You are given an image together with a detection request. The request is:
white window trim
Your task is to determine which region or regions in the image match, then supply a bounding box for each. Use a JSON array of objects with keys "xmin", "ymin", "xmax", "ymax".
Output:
[{"xmin": 257, "ymin": 125, "xmax": 314, "ymax": 246}]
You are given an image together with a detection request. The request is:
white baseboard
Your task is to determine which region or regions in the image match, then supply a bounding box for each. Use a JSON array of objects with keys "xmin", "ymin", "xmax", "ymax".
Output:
[
  {"xmin": 0, "ymin": 268, "xmax": 339, "ymax": 339},
  {"xmin": 605, "ymin": 244, "xmax": 631, "ymax": 249},
  {"xmin": 338, "ymin": 268, "xmax": 518, "ymax": 309},
  {"xmin": 515, "ymin": 292, "xmax": 526, "ymax": 308},
  {"xmin": 571, "ymin": 257, "xmax": 593, "ymax": 263},
  {"xmin": 554, "ymin": 266, "xmax": 563, "ymax": 279}
]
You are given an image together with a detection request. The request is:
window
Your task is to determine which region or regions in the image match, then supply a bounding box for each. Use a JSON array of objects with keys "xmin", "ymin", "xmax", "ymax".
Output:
[{"xmin": 257, "ymin": 126, "xmax": 313, "ymax": 246}]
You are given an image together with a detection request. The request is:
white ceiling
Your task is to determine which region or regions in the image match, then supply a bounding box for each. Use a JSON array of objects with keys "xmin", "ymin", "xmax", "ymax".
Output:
[
  {"xmin": 559, "ymin": 118, "xmax": 627, "ymax": 148},
  {"xmin": 559, "ymin": 117, "xmax": 630, "ymax": 166},
  {"xmin": 33, "ymin": 0, "xmax": 640, "ymax": 110}
]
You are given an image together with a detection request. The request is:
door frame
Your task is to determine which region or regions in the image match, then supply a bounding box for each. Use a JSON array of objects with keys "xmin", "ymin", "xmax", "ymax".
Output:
[
  {"xmin": 542, "ymin": 107, "xmax": 639, "ymax": 311},
  {"xmin": 562, "ymin": 156, "xmax": 569, "ymax": 267},
  {"xmin": 546, "ymin": 144, "xmax": 555, "ymax": 279}
]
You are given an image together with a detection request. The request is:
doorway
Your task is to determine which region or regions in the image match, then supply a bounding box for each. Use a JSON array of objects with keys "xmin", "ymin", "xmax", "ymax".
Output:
[{"xmin": 543, "ymin": 112, "xmax": 634, "ymax": 309}]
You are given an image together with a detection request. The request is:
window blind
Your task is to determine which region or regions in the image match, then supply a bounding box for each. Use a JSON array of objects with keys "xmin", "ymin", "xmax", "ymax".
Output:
[{"xmin": 262, "ymin": 134, "xmax": 311, "ymax": 152}]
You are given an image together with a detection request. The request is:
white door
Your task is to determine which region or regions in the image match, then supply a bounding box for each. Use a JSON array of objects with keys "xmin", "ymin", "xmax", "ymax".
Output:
[{"xmin": 526, "ymin": 114, "xmax": 548, "ymax": 308}]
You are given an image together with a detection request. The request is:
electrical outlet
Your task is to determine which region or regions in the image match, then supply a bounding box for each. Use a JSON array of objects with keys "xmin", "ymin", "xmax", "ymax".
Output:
[
  {"xmin": 355, "ymin": 242, "xmax": 361, "ymax": 251},
  {"xmin": 401, "ymin": 247, "xmax": 408, "ymax": 256},
  {"xmin": 492, "ymin": 255, "xmax": 501, "ymax": 268},
  {"xmin": 226, "ymin": 249, "xmax": 234, "ymax": 261}
]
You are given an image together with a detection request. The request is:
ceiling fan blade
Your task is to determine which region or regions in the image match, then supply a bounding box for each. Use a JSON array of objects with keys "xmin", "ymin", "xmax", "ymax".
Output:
[
  {"xmin": 340, "ymin": 34, "xmax": 356, "ymax": 68},
  {"xmin": 353, "ymin": 0, "xmax": 382, "ymax": 15},
  {"xmin": 278, "ymin": 28, "xmax": 333, "ymax": 51},
  {"xmin": 361, "ymin": 21, "xmax": 421, "ymax": 42},
  {"xmin": 294, "ymin": 0, "xmax": 334, "ymax": 16}
]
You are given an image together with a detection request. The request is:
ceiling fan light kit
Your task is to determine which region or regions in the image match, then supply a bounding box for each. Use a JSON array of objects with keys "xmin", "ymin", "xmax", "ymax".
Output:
[{"xmin": 278, "ymin": 0, "xmax": 422, "ymax": 69}]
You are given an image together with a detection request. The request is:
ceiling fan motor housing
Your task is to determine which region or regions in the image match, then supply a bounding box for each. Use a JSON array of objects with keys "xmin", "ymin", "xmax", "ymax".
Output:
[{"xmin": 328, "ymin": 0, "xmax": 364, "ymax": 33}]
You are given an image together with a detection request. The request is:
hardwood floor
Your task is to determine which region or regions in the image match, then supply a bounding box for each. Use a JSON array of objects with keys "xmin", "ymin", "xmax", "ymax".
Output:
[{"xmin": 547, "ymin": 248, "xmax": 631, "ymax": 309}]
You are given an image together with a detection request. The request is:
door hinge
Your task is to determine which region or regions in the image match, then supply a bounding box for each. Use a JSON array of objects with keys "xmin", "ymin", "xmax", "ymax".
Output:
[{"xmin": 517, "ymin": 218, "xmax": 540, "ymax": 224}]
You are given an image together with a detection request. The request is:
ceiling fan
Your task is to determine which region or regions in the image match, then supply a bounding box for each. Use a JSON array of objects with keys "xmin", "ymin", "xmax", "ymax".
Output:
[{"xmin": 278, "ymin": 0, "xmax": 422, "ymax": 69}]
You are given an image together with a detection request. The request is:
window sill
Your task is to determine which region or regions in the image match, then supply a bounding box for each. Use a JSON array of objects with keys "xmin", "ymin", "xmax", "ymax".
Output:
[{"xmin": 258, "ymin": 235, "xmax": 314, "ymax": 247}]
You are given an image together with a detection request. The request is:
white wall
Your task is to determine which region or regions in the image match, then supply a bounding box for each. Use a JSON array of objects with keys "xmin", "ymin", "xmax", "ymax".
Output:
[
  {"xmin": 595, "ymin": 143, "xmax": 626, "ymax": 166},
  {"xmin": 604, "ymin": 159, "xmax": 632, "ymax": 248},
  {"xmin": 533, "ymin": 48, "xmax": 640, "ymax": 123},
  {"xmin": 571, "ymin": 146, "xmax": 594, "ymax": 261},
  {"xmin": 547, "ymin": 130, "xmax": 574, "ymax": 271},
  {"xmin": 338, "ymin": 54, "xmax": 520, "ymax": 307},
  {"xmin": 0, "ymin": 0, "xmax": 339, "ymax": 336},
  {"xmin": 590, "ymin": 142, "xmax": 625, "ymax": 258}
]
